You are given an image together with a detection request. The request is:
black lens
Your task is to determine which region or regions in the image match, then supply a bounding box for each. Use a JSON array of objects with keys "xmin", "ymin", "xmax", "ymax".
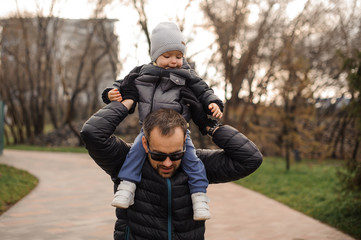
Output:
[
  {"xmin": 150, "ymin": 152, "xmax": 167, "ymax": 161},
  {"xmin": 169, "ymin": 152, "xmax": 185, "ymax": 161}
]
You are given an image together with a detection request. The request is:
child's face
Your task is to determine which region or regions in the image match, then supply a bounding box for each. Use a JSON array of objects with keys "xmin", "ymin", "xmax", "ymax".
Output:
[{"xmin": 156, "ymin": 50, "xmax": 183, "ymax": 69}]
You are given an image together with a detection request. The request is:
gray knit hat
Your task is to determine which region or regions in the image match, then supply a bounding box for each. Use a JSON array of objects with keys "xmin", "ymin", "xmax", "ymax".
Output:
[{"xmin": 150, "ymin": 22, "xmax": 185, "ymax": 62}]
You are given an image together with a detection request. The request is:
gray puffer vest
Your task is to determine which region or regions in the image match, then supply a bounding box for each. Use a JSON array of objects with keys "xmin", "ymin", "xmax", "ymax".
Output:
[
  {"xmin": 135, "ymin": 64, "xmax": 223, "ymax": 124},
  {"xmin": 136, "ymin": 65, "xmax": 189, "ymax": 123}
]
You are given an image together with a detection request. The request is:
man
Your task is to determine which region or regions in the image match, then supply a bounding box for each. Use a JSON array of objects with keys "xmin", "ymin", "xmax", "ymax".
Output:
[{"xmin": 80, "ymin": 96, "xmax": 262, "ymax": 240}]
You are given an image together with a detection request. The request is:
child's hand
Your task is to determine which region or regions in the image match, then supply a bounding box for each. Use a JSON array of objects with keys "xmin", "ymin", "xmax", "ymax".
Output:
[
  {"xmin": 108, "ymin": 88, "xmax": 123, "ymax": 102},
  {"xmin": 208, "ymin": 103, "xmax": 223, "ymax": 119}
]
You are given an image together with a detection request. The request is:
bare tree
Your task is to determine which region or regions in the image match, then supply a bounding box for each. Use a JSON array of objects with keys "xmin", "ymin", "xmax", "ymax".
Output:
[
  {"xmin": 58, "ymin": 17, "xmax": 119, "ymax": 144},
  {"xmin": 200, "ymin": 0, "xmax": 361, "ymax": 165},
  {"xmin": 201, "ymin": 0, "xmax": 282, "ymax": 128},
  {"xmin": 0, "ymin": 3, "xmax": 60, "ymax": 143},
  {"xmin": 0, "ymin": 0, "xmax": 119, "ymax": 145}
]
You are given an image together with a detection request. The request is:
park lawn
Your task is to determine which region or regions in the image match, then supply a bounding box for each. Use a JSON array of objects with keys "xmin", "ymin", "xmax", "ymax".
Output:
[
  {"xmin": 0, "ymin": 164, "xmax": 39, "ymax": 215},
  {"xmin": 236, "ymin": 157, "xmax": 361, "ymax": 240}
]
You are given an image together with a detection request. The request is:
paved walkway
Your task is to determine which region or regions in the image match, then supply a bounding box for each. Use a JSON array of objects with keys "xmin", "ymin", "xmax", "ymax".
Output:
[{"xmin": 0, "ymin": 150, "xmax": 355, "ymax": 240}]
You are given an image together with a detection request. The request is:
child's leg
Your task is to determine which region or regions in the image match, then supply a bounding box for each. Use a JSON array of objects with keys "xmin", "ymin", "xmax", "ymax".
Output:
[
  {"xmin": 182, "ymin": 130, "xmax": 210, "ymax": 220},
  {"xmin": 118, "ymin": 129, "xmax": 146, "ymax": 183},
  {"xmin": 111, "ymin": 130, "xmax": 146, "ymax": 208},
  {"xmin": 183, "ymin": 130, "xmax": 208, "ymax": 193}
]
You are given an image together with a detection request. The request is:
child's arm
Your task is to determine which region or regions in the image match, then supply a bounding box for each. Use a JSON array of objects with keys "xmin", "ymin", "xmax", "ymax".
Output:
[
  {"xmin": 101, "ymin": 65, "xmax": 144, "ymax": 104},
  {"xmin": 101, "ymin": 72, "xmax": 139, "ymax": 114},
  {"xmin": 181, "ymin": 87, "xmax": 219, "ymax": 135},
  {"xmin": 181, "ymin": 68, "xmax": 224, "ymax": 116}
]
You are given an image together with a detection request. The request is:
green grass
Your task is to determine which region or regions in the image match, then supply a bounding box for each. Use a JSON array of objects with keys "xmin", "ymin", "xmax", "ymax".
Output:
[
  {"xmin": 5, "ymin": 145, "xmax": 88, "ymax": 153},
  {"xmin": 0, "ymin": 164, "xmax": 39, "ymax": 215},
  {"xmin": 236, "ymin": 157, "xmax": 361, "ymax": 240}
]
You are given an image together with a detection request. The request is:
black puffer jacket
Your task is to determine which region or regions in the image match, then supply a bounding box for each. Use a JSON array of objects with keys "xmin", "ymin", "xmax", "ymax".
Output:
[{"xmin": 80, "ymin": 102, "xmax": 263, "ymax": 240}]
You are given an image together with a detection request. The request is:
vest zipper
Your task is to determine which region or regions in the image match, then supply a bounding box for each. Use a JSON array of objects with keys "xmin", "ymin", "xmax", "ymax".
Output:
[
  {"xmin": 166, "ymin": 178, "xmax": 172, "ymax": 240},
  {"xmin": 150, "ymin": 79, "xmax": 160, "ymax": 113},
  {"xmin": 150, "ymin": 68, "xmax": 163, "ymax": 113},
  {"xmin": 125, "ymin": 225, "xmax": 130, "ymax": 240}
]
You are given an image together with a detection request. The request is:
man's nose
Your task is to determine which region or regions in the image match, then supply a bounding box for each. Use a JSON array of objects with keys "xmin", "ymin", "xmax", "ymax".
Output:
[{"xmin": 162, "ymin": 157, "xmax": 173, "ymax": 167}]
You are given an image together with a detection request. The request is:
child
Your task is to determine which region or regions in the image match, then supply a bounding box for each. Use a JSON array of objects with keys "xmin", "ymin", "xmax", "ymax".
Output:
[{"xmin": 102, "ymin": 22, "xmax": 223, "ymax": 221}]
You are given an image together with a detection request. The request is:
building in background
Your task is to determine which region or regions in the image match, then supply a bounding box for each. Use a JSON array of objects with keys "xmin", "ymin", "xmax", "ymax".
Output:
[{"xmin": 0, "ymin": 17, "xmax": 120, "ymax": 144}]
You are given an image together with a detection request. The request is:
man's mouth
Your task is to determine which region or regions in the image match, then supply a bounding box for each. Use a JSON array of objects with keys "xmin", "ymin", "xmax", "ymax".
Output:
[{"xmin": 160, "ymin": 167, "xmax": 173, "ymax": 174}]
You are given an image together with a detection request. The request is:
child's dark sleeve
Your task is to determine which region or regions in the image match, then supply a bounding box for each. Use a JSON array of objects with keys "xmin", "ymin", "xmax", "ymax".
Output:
[
  {"xmin": 186, "ymin": 68, "xmax": 224, "ymax": 115},
  {"xmin": 101, "ymin": 65, "xmax": 144, "ymax": 104}
]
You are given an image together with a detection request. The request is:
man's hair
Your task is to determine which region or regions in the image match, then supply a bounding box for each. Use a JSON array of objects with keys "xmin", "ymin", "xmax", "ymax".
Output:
[{"xmin": 143, "ymin": 109, "xmax": 187, "ymax": 141}]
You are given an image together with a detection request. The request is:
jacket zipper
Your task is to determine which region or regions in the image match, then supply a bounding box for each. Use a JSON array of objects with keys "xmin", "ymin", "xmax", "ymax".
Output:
[
  {"xmin": 167, "ymin": 178, "xmax": 172, "ymax": 240},
  {"xmin": 125, "ymin": 225, "xmax": 130, "ymax": 240}
]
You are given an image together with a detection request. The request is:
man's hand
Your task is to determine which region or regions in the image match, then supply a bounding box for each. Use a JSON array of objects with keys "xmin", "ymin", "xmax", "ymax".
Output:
[
  {"xmin": 121, "ymin": 99, "xmax": 135, "ymax": 110},
  {"xmin": 120, "ymin": 73, "xmax": 139, "ymax": 102},
  {"xmin": 180, "ymin": 88, "xmax": 217, "ymax": 135},
  {"xmin": 108, "ymin": 88, "xmax": 123, "ymax": 102}
]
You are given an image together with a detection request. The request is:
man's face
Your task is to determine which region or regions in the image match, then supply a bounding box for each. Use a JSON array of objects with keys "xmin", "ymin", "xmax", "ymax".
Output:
[{"xmin": 142, "ymin": 126, "xmax": 185, "ymax": 178}]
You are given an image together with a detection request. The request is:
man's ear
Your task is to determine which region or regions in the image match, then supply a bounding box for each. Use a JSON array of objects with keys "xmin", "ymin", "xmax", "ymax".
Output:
[{"xmin": 142, "ymin": 136, "xmax": 148, "ymax": 153}]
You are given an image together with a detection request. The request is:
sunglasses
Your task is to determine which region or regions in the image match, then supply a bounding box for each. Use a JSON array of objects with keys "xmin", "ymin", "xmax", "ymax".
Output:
[{"xmin": 146, "ymin": 141, "xmax": 186, "ymax": 162}]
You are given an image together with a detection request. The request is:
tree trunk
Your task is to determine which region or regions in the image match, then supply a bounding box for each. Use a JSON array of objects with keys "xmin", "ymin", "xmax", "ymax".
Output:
[
  {"xmin": 332, "ymin": 114, "xmax": 349, "ymax": 159},
  {"xmin": 352, "ymin": 131, "xmax": 360, "ymax": 161}
]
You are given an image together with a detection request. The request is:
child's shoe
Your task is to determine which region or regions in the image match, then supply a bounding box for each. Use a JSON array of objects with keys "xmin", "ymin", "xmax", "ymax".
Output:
[
  {"xmin": 191, "ymin": 192, "xmax": 211, "ymax": 221},
  {"xmin": 111, "ymin": 180, "xmax": 136, "ymax": 208}
]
